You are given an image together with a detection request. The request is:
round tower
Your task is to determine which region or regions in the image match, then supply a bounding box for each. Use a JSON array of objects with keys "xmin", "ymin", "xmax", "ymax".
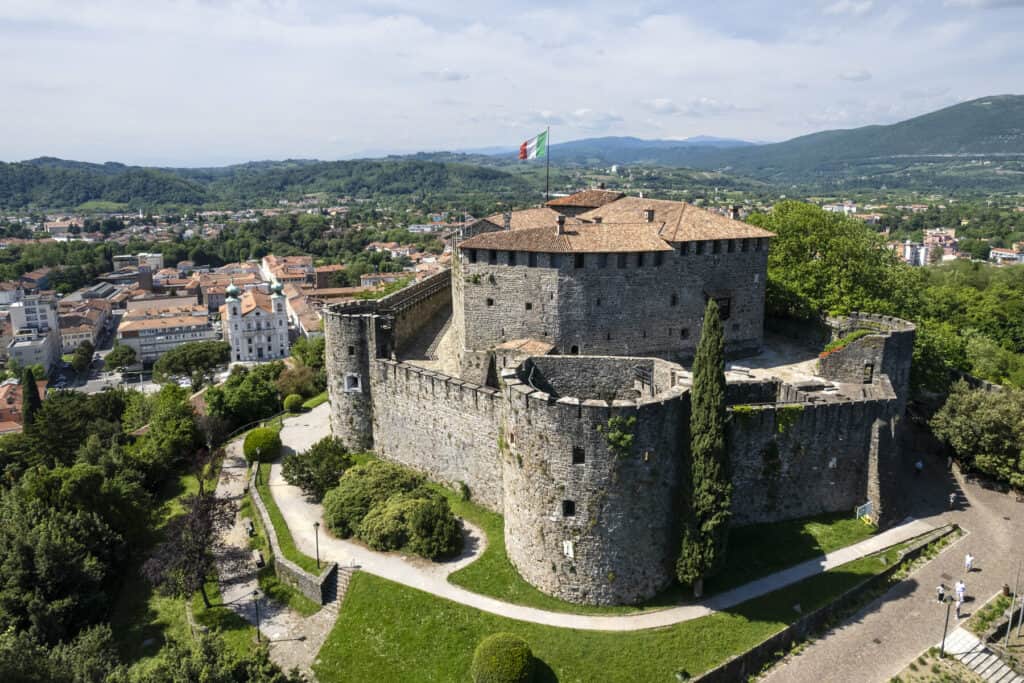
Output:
[
  {"xmin": 500, "ymin": 358, "xmax": 686, "ymax": 605},
  {"xmin": 323, "ymin": 304, "xmax": 376, "ymax": 451}
]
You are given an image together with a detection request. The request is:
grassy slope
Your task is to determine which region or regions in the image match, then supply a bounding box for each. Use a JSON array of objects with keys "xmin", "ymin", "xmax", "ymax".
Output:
[
  {"xmin": 240, "ymin": 492, "xmax": 321, "ymax": 617},
  {"xmin": 316, "ymin": 544, "xmax": 905, "ymax": 683},
  {"xmin": 302, "ymin": 391, "xmax": 328, "ymax": 409},
  {"xmin": 108, "ymin": 470, "xmax": 252, "ymax": 669},
  {"xmin": 255, "ymin": 468, "xmax": 321, "ymax": 574}
]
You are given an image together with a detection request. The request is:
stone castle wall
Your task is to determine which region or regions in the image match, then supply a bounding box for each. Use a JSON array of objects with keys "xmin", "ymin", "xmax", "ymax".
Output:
[
  {"xmin": 501, "ymin": 373, "xmax": 687, "ymax": 605},
  {"xmin": 727, "ymin": 384, "xmax": 898, "ymax": 526},
  {"xmin": 369, "ymin": 359, "xmax": 504, "ymax": 511},
  {"xmin": 454, "ymin": 242, "xmax": 768, "ymax": 376},
  {"xmin": 821, "ymin": 313, "xmax": 916, "ymax": 409}
]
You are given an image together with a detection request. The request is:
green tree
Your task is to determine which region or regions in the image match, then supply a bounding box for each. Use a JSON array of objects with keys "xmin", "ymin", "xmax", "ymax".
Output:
[
  {"xmin": 931, "ymin": 382, "xmax": 1024, "ymax": 488},
  {"xmin": 71, "ymin": 340, "xmax": 95, "ymax": 375},
  {"xmin": 282, "ymin": 437, "xmax": 353, "ymax": 502},
  {"xmin": 676, "ymin": 299, "xmax": 732, "ymax": 593},
  {"xmin": 152, "ymin": 341, "xmax": 230, "ymax": 390},
  {"xmin": 290, "ymin": 335, "xmax": 325, "ymax": 370},
  {"xmin": 105, "ymin": 343, "xmax": 137, "ymax": 371},
  {"xmin": 20, "ymin": 368, "xmax": 41, "ymax": 428},
  {"xmin": 746, "ymin": 201, "xmax": 921, "ymax": 319},
  {"xmin": 141, "ymin": 491, "xmax": 237, "ymax": 608}
]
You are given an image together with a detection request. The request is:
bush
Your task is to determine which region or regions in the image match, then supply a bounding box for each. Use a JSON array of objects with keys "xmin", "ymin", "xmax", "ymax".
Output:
[
  {"xmin": 283, "ymin": 394, "xmax": 304, "ymax": 413},
  {"xmin": 322, "ymin": 461, "xmax": 424, "ymax": 537},
  {"xmin": 282, "ymin": 437, "xmax": 353, "ymax": 502},
  {"xmin": 358, "ymin": 490, "xmax": 462, "ymax": 559},
  {"xmin": 471, "ymin": 633, "xmax": 535, "ymax": 683},
  {"xmin": 243, "ymin": 427, "xmax": 281, "ymax": 463},
  {"xmin": 321, "ymin": 460, "xmax": 463, "ymax": 559}
]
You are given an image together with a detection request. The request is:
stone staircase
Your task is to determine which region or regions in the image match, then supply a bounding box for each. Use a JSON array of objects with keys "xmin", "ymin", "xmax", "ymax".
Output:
[
  {"xmin": 321, "ymin": 566, "xmax": 356, "ymax": 615},
  {"xmin": 941, "ymin": 628, "xmax": 1024, "ymax": 682}
]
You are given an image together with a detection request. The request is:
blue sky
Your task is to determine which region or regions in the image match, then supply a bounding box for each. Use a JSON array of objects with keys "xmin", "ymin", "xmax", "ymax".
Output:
[{"xmin": 1, "ymin": 0, "xmax": 1022, "ymax": 165}]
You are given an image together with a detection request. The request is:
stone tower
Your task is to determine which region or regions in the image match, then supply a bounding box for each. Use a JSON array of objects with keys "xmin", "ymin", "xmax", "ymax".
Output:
[{"xmin": 323, "ymin": 303, "xmax": 378, "ymax": 451}]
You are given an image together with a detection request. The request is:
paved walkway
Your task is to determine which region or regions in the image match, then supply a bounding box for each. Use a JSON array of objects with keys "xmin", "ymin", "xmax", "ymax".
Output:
[
  {"xmin": 941, "ymin": 626, "xmax": 1024, "ymax": 683},
  {"xmin": 762, "ymin": 430, "xmax": 1024, "ymax": 683},
  {"xmin": 267, "ymin": 404, "xmax": 936, "ymax": 632},
  {"xmin": 213, "ymin": 436, "xmax": 337, "ymax": 676}
]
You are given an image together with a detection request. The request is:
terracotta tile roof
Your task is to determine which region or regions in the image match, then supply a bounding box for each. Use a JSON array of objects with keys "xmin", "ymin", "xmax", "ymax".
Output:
[
  {"xmin": 579, "ymin": 197, "xmax": 774, "ymax": 242},
  {"xmin": 458, "ymin": 222, "xmax": 674, "ymax": 253},
  {"xmin": 546, "ymin": 189, "xmax": 624, "ymax": 208},
  {"xmin": 480, "ymin": 208, "xmax": 582, "ymax": 232},
  {"xmin": 118, "ymin": 314, "xmax": 210, "ymax": 333},
  {"xmin": 239, "ymin": 290, "xmax": 276, "ymax": 316}
]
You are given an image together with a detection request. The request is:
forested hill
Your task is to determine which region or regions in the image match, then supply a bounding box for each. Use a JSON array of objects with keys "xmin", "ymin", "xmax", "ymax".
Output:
[
  {"xmin": 689, "ymin": 95, "xmax": 1024, "ymax": 176},
  {"xmin": 0, "ymin": 157, "xmax": 536, "ymax": 210}
]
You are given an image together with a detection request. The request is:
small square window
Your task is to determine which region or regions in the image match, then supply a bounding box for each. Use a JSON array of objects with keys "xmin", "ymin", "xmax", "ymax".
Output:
[
  {"xmin": 344, "ymin": 374, "xmax": 361, "ymax": 392},
  {"xmin": 525, "ymin": 302, "xmax": 533, "ymax": 311},
  {"xmin": 467, "ymin": 249, "xmax": 477, "ymax": 263},
  {"xmin": 528, "ymin": 252, "xmax": 537, "ymax": 267},
  {"xmin": 681, "ymin": 242, "xmax": 690, "ymax": 255},
  {"xmin": 574, "ymin": 253, "xmax": 585, "ymax": 268},
  {"xmin": 508, "ymin": 251, "xmax": 516, "ymax": 266},
  {"xmin": 562, "ymin": 500, "xmax": 576, "ymax": 517},
  {"xmin": 488, "ymin": 250, "xmax": 497, "ymax": 265},
  {"xmin": 637, "ymin": 252, "xmax": 645, "ymax": 267},
  {"xmin": 681, "ymin": 328, "xmax": 690, "ymax": 339},
  {"xmin": 696, "ymin": 241, "xmax": 705, "ymax": 255},
  {"xmin": 741, "ymin": 239, "xmax": 749, "ymax": 252},
  {"xmin": 727, "ymin": 240, "xmax": 736, "ymax": 253},
  {"xmin": 670, "ymin": 293, "xmax": 678, "ymax": 307},
  {"xmin": 572, "ymin": 447, "xmax": 585, "ymax": 464},
  {"xmin": 348, "ymin": 345, "xmax": 355, "ymax": 355},
  {"xmin": 617, "ymin": 253, "xmax": 627, "ymax": 268},
  {"xmin": 713, "ymin": 240, "xmax": 722, "ymax": 254},
  {"xmin": 486, "ymin": 298, "xmax": 495, "ymax": 307}
]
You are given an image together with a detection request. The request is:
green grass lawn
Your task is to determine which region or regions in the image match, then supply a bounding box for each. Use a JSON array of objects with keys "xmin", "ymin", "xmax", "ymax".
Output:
[
  {"xmin": 302, "ymin": 391, "xmax": 328, "ymax": 409},
  {"xmin": 315, "ymin": 544, "xmax": 906, "ymax": 683},
  {"xmin": 443, "ymin": 480, "xmax": 877, "ymax": 615},
  {"xmin": 254, "ymin": 466, "xmax": 321, "ymax": 575}
]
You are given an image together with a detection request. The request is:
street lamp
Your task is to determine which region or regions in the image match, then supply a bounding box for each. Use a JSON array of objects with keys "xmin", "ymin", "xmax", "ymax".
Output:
[
  {"xmin": 940, "ymin": 595, "xmax": 953, "ymax": 657},
  {"xmin": 314, "ymin": 521, "xmax": 321, "ymax": 569},
  {"xmin": 252, "ymin": 589, "xmax": 261, "ymax": 643}
]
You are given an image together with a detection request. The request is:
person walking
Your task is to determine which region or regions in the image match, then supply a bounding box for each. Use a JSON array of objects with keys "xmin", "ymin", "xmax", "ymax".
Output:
[
  {"xmin": 955, "ymin": 579, "xmax": 967, "ymax": 605},
  {"xmin": 949, "ymin": 491, "xmax": 957, "ymax": 510},
  {"xmin": 964, "ymin": 553, "xmax": 974, "ymax": 573},
  {"xmin": 936, "ymin": 584, "xmax": 946, "ymax": 603}
]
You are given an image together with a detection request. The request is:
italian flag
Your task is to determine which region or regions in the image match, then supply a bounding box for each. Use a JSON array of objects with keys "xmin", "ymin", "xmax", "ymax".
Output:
[{"xmin": 519, "ymin": 130, "xmax": 548, "ymax": 160}]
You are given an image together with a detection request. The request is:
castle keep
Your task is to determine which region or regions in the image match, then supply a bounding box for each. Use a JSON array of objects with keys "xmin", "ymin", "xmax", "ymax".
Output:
[{"xmin": 324, "ymin": 191, "xmax": 915, "ymax": 606}]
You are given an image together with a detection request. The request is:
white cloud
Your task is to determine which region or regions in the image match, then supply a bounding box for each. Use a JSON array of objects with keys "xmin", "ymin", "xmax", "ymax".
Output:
[
  {"xmin": 0, "ymin": 0, "xmax": 1019, "ymax": 163},
  {"xmin": 944, "ymin": 0, "xmax": 1024, "ymax": 7},
  {"xmin": 838, "ymin": 69, "xmax": 873, "ymax": 82},
  {"xmin": 823, "ymin": 0, "xmax": 874, "ymax": 16}
]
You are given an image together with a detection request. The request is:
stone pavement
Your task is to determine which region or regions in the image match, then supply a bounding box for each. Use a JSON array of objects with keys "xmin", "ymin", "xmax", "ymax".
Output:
[
  {"xmin": 213, "ymin": 436, "xmax": 339, "ymax": 677},
  {"xmin": 762, "ymin": 440, "xmax": 1023, "ymax": 683},
  {"xmin": 268, "ymin": 404, "xmax": 936, "ymax": 632},
  {"xmin": 941, "ymin": 626, "xmax": 1024, "ymax": 683}
]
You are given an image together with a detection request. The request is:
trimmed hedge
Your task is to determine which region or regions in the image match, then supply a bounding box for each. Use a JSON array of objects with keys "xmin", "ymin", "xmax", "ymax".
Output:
[
  {"xmin": 283, "ymin": 393, "xmax": 305, "ymax": 413},
  {"xmin": 281, "ymin": 437, "xmax": 353, "ymax": 502},
  {"xmin": 471, "ymin": 633, "xmax": 535, "ymax": 683},
  {"xmin": 322, "ymin": 461, "xmax": 424, "ymax": 537},
  {"xmin": 244, "ymin": 427, "xmax": 282, "ymax": 463}
]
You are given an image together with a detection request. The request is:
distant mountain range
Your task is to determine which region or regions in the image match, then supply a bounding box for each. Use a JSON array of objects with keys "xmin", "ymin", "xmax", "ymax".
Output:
[{"xmin": 3, "ymin": 95, "xmax": 1024, "ymax": 209}]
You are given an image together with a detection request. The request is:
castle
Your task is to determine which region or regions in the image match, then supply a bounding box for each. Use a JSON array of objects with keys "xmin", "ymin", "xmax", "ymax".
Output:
[{"xmin": 324, "ymin": 191, "xmax": 915, "ymax": 606}]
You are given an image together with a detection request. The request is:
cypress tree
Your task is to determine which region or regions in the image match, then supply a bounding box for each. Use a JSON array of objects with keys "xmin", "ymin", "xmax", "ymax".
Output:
[
  {"xmin": 21, "ymin": 367, "xmax": 42, "ymax": 428},
  {"xmin": 676, "ymin": 298, "xmax": 732, "ymax": 592}
]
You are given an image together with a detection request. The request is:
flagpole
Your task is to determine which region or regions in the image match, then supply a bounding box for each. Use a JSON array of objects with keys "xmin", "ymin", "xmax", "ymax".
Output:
[{"xmin": 545, "ymin": 126, "xmax": 550, "ymax": 202}]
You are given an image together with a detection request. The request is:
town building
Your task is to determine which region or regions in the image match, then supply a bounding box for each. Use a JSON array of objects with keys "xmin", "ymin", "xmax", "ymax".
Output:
[
  {"xmin": 902, "ymin": 240, "xmax": 931, "ymax": 266},
  {"xmin": 221, "ymin": 283, "xmax": 290, "ymax": 362},
  {"xmin": 989, "ymin": 247, "xmax": 1024, "ymax": 266},
  {"xmin": 58, "ymin": 299, "xmax": 111, "ymax": 353},
  {"xmin": 117, "ymin": 304, "xmax": 219, "ymax": 363},
  {"xmin": 260, "ymin": 254, "xmax": 314, "ymax": 286},
  {"xmin": 0, "ymin": 376, "xmax": 49, "ymax": 434}
]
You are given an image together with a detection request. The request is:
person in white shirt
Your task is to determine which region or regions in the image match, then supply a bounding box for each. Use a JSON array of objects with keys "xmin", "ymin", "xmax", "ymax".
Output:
[{"xmin": 965, "ymin": 553, "xmax": 975, "ymax": 573}]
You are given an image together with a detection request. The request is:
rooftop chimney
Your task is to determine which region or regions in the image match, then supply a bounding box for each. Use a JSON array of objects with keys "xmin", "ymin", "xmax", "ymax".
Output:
[
  {"xmin": 728, "ymin": 205, "xmax": 741, "ymax": 220},
  {"xmin": 644, "ymin": 208, "xmax": 655, "ymax": 223},
  {"xmin": 556, "ymin": 214, "xmax": 566, "ymax": 235},
  {"xmin": 503, "ymin": 211, "xmax": 511, "ymax": 231}
]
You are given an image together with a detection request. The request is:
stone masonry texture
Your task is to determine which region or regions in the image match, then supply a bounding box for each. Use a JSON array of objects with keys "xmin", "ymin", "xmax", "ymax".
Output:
[{"xmin": 324, "ymin": 249, "xmax": 915, "ymax": 605}]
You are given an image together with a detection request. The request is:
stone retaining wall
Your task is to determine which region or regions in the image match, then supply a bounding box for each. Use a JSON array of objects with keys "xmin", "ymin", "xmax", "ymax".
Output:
[{"xmin": 249, "ymin": 465, "xmax": 338, "ymax": 605}]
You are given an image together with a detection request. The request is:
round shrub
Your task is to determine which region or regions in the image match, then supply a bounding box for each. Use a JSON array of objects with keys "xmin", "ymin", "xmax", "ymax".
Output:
[
  {"xmin": 471, "ymin": 633, "xmax": 535, "ymax": 683},
  {"xmin": 322, "ymin": 461, "xmax": 424, "ymax": 537},
  {"xmin": 283, "ymin": 393, "xmax": 304, "ymax": 413},
  {"xmin": 406, "ymin": 494, "xmax": 463, "ymax": 559},
  {"xmin": 243, "ymin": 427, "xmax": 281, "ymax": 463},
  {"xmin": 281, "ymin": 437, "xmax": 353, "ymax": 502}
]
